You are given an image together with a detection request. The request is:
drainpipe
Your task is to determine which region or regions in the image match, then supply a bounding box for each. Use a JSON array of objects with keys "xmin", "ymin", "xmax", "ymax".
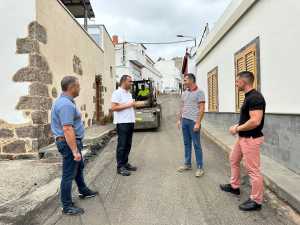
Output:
[
  {"xmin": 84, "ymin": 7, "xmax": 88, "ymax": 30},
  {"xmin": 83, "ymin": 0, "xmax": 88, "ymax": 30}
]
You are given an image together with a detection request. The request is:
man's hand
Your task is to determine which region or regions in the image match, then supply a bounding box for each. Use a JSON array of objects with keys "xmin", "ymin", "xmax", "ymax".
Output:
[
  {"xmin": 111, "ymin": 100, "xmax": 135, "ymax": 112},
  {"xmin": 73, "ymin": 151, "xmax": 81, "ymax": 162},
  {"xmin": 127, "ymin": 100, "xmax": 135, "ymax": 108},
  {"xmin": 176, "ymin": 120, "xmax": 181, "ymax": 129},
  {"xmin": 134, "ymin": 101, "xmax": 145, "ymax": 108},
  {"xmin": 193, "ymin": 122, "xmax": 201, "ymax": 132},
  {"xmin": 229, "ymin": 124, "xmax": 239, "ymax": 135}
]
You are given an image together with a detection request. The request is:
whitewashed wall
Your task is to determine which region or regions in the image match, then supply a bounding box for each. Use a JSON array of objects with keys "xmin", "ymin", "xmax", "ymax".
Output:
[
  {"xmin": 142, "ymin": 65, "xmax": 162, "ymax": 91},
  {"xmin": 196, "ymin": 0, "xmax": 300, "ymax": 113},
  {"xmin": 0, "ymin": 0, "xmax": 36, "ymax": 123},
  {"xmin": 155, "ymin": 60, "xmax": 181, "ymax": 91}
]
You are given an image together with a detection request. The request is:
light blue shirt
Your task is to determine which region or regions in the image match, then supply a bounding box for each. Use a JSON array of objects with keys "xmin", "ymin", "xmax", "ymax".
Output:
[{"xmin": 51, "ymin": 94, "xmax": 85, "ymax": 139}]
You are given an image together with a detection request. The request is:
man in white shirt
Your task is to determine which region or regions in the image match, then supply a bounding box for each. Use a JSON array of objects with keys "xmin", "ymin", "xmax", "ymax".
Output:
[{"xmin": 111, "ymin": 75, "xmax": 138, "ymax": 176}]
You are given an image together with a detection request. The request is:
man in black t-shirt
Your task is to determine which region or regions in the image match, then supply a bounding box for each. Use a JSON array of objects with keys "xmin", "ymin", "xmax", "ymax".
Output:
[{"xmin": 220, "ymin": 71, "xmax": 266, "ymax": 212}]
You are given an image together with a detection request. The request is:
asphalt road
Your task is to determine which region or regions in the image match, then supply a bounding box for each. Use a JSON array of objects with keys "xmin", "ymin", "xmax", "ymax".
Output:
[{"xmin": 41, "ymin": 95, "xmax": 294, "ymax": 225}]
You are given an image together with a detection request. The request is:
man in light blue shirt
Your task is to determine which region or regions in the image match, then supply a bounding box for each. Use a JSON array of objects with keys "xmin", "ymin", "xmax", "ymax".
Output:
[
  {"xmin": 51, "ymin": 93, "xmax": 85, "ymax": 140},
  {"xmin": 51, "ymin": 76, "xmax": 98, "ymax": 216}
]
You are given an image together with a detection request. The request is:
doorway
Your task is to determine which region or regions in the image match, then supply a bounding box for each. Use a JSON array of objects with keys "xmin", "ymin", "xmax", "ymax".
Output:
[{"xmin": 95, "ymin": 75, "xmax": 103, "ymax": 123}]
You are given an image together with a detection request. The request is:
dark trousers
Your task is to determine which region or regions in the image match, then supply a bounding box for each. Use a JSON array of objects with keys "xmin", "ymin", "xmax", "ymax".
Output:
[
  {"xmin": 116, "ymin": 123, "xmax": 134, "ymax": 168},
  {"xmin": 56, "ymin": 139, "xmax": 88, "ymax": 209}
]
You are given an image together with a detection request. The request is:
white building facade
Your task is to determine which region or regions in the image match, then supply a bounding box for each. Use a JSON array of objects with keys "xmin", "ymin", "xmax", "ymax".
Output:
[
  {"xmin": 194, "ymin": 0, "xmax": 300, "ymax": 174},
  {"xmin": 113, "ymin": 37, "xmax": 162, "ymax": 91},
  {"xmin": 155, "ymin": 59, "xmax": 182, "ymax": 93}
]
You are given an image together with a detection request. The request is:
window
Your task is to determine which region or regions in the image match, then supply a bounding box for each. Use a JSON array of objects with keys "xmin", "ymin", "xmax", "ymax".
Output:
[
  {"xmin": 207, "ymin": 67, "xmax": 219, "ymax": 112},
  {"xmin": 234, "ymin": 37, "xmax": 260, "ymax": 112}
]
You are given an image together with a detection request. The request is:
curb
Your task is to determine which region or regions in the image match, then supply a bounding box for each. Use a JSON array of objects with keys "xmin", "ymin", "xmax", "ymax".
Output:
[
  {"xmin": 0, "ymin": 127, "xmax": 116, "ymax": 225},
  {"xmin": 202, "ymin": 128, "xmax": 300, "ymax": 225}
]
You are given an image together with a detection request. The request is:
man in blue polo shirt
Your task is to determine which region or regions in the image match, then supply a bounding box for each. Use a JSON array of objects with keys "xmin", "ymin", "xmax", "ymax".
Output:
[{"xmin": 51, "ymin": 76, "xmax": 98, "ymax": 216}]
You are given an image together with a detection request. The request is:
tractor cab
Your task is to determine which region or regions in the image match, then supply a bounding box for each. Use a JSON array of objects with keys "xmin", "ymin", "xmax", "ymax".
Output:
[{"xmin": 131, "ymin": 79, "xmax": 157, "ymax": 107}]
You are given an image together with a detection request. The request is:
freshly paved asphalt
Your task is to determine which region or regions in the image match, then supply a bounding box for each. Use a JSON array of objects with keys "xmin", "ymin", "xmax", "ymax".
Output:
[{"xmin": 42, "ymin": 95, "xmax": 295, "ymax": 225}]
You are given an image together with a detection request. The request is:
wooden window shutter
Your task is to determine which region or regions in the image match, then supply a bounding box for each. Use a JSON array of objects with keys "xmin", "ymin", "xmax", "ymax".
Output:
[
  {"xmin": 207, "ymin": 67, "xmax": 219, "ymax": 112},
  {"xmin": 235, "ymin": 41, "xmax": 258, "ymax": 112}
]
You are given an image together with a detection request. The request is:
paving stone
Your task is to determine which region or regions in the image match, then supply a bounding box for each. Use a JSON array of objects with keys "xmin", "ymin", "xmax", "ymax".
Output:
[
  {"xmin": 16, "ymin": 125, "xmax": 39, "ymax": 138},
  {"xmin": 16, "ymin": 38, "xmax": 39, "ymax": 54},
  {"xmin": 3, "ymin": 140, "xmax": 26, "ymax": 153},
  {"xmin": 16, "ymin": 96, "xmax": 52, "ymax": 111},
  {"xmin": 0, "ymin": 128, "xmax": 14, "ymax": 138},
  {"xmin": 29, "ymin": 53, "xmax": 49, "ymax": 71},
  {"xmin": 28, "ymin": 21, "xmax": 47, "ymax": 44},
  {"xmin": 31, "ymin": 111, "xmax": 49, "ymax": 124},
  {"xmin": 29, "ymin": 82, "xmax": 49, "ymax": 97},
  {"xmin": 13, "ymin": 67, "xmax": 53, "ymax": 84}
]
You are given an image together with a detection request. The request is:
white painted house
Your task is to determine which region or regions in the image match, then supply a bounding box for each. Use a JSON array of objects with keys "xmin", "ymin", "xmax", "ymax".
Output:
[
  {"xmin": 194, "ymin": 0, "xmax": 300, "ymax": 175},
  {"xmin": 113, "ymin": 36, "xmax": 162, "ymax": 91},
  {"xmin": 196, "ymin": 0, "xmax": 300, "ymax": 114},
  {"xmin": 155, "ymin": 58, "xmax": 182, "ymax": 93}
]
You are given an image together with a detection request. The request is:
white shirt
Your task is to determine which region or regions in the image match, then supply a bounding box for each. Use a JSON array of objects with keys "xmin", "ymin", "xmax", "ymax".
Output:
[{"xmin": 111, "ymin": 87, "xmax": 135, "ymax": 124}]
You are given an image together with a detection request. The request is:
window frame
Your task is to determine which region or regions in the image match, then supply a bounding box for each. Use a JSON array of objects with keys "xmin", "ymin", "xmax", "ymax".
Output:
[
  {"xmin": 234, "ymin": 37, "xmax": 261, "ymax": 112},
  {"xmin": 207, "ymin": 66, "xmax": 219, "ymax": 112}
]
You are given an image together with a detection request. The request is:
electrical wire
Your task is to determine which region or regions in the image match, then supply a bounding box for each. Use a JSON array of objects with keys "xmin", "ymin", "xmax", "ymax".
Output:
[{"xmin": 125, "ymin": 39, "xmax": 195, "ymax": 45}]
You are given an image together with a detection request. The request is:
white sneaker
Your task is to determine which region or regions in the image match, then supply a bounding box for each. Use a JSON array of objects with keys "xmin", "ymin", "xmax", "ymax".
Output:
[
  {"xmin": 177, "ymin": 165, "xmax": 192, "ymax": 172},
  {"xmin": 195, "ymin": 168, "xmax": 204, "ymax": 177}
]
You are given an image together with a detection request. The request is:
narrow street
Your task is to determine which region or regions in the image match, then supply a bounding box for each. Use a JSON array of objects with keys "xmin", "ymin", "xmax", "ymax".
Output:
[{"xmin": 42, "ymin": 95, "xmax": 294, "ymax": 225}]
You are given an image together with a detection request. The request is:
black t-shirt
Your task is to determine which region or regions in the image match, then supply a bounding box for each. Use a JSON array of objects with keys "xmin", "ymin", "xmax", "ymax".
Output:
[{"xmin": 238, "ymin": 89, "xmax": 266, "ymax": 138}]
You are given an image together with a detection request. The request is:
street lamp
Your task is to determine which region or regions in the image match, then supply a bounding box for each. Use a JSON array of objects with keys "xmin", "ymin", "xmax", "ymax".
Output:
[{"xmin": 176, "ymin": 35, "xmax": 196, "ymax": 47}]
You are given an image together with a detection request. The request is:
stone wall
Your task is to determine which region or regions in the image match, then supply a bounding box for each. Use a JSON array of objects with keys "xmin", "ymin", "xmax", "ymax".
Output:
[
  {"xmin": 36, "ymin": 0, "xmax": 112, "ymax": 128},
  {"xmin": 204, "ymin": 112, "xmax": 300, "ymax": 175},
  {"xmin": 0, "ymin": 21, "xmax": 53, "ymax": 159},
  {"xmin": 1, "ymin": 0, "xmax": 116, "ymax": 159}
]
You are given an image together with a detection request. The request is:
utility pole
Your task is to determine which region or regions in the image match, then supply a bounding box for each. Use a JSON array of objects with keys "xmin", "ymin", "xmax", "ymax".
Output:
[{"xmin": 122, "ymin": 42, "xmax": 126, "ymax": 66}]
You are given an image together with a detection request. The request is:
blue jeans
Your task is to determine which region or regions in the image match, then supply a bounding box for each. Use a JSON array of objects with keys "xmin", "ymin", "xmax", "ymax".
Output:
[
  {"xmin": 56, "ymin": 139, "xmax": 88, "ymax": 209},
  {"xmin": 182, "ymin": 118, "xmax": 203, "ymax": 168}
]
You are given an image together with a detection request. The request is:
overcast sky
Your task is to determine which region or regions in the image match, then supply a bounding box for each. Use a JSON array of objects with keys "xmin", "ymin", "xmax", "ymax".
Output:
[{"xmin": 89, "ymin": 0, "xmax": 231, "ymax": 61}]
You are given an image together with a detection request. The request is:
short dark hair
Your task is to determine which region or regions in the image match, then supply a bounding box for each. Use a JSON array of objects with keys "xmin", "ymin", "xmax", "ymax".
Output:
[
  {"xmin": 120, "ymin": 75, "xmax": 131, "ymax": 85},
  {"xmin": 61, "ymin": 76, "xmax": 78, "ymax": 91},
  {"xmin": 237, "ymin": 71, "xmax": 254, "ymax": 84},
  {"xmin": 184, "ymin": 73, "xmax": 196, "ymax": 83}
]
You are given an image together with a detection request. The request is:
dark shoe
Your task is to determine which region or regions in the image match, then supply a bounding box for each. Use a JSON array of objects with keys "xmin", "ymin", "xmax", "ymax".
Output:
[
  {"xmin": 239, "ymin": 199, "xmax": 262, "ymax": 211},
  {"xmin": 62, "ymin": 206, "xmax": 84, "ymax": 215},
  {"xmin": 220, "ymin": 184, "xmax": 240, "ymax": 195},
  {"xmin": 79, "ymin": 188, "xmax": 99, "ymax": 199},
  {"xmin": 125, "ymin": 163, "xmax": 137, "ymax": 171},
  {"xmin": 117, "ymin": 167, "xmax": 131, "ymax": 176}
]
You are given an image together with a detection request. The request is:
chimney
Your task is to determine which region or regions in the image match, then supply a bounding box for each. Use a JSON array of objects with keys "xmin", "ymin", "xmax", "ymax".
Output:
[{"xmin": 112, "ymin": 35, "xmax": 119, "ymax": 45}]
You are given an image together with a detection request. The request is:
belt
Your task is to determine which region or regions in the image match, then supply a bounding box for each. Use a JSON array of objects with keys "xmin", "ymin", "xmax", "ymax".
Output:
[
  {"xmin": 55, "ymin": 136, "xmax": 82, "ymax": 141},
  {"xmin": 238, "ymin": 135, "xmax": 263, "ymax": 139}
]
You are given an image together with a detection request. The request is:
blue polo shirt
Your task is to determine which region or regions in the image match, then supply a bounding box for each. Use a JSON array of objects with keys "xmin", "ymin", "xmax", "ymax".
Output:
[{"xmin": 51, "ymin": 94, "xmax": 85, "ymax": 139}]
